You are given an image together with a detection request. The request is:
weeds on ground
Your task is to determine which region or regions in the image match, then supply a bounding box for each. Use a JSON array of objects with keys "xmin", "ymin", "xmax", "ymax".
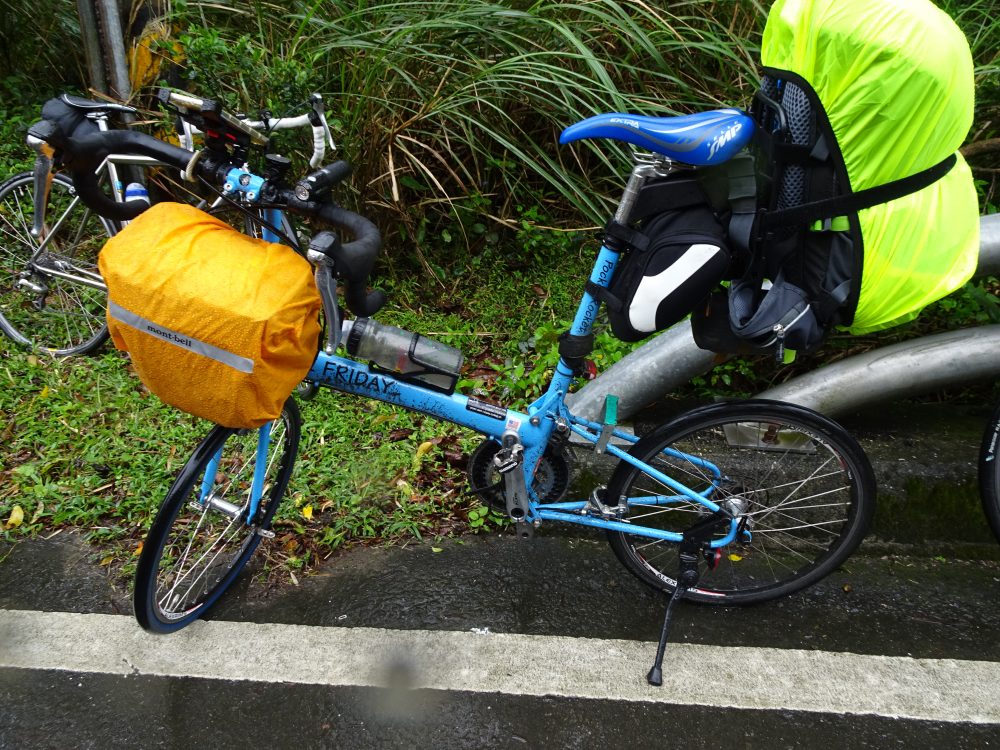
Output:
[{"xmin": 0, "ymin": 341, "xmax": 501, "ymax": 584}]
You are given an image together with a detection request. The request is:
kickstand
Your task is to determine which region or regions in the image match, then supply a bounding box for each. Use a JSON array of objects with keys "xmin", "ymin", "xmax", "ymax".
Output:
[
  {"xmin": 646, "ymin": 511, "xmax": 730, "ymax": 686},
  {"xmin": 647, "ymin": 576, "xmax": 689, "ymax": 686},
  {"xmin": 647, "ymin": 549, "xmax": 698, "ymax": 686}
]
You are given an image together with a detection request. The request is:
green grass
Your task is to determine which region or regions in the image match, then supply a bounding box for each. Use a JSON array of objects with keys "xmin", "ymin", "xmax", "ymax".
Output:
[{"xmin": 0, "ymin": 340, "xmax": 499, "ymax": 577}]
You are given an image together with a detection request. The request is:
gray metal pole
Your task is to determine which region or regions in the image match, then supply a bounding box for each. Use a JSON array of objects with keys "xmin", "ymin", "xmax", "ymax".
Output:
[
  {"xmin": 567, "ymin": 213, "xmax": 1000, "ymax": 421},
  {"xmin": 76, "ymin": 0, "xmax": 108, "ymax": 94},
  {"xmin": 565, "ymin": 320, "xmax": 718, "ymax": 421},
  {"xmin": 754, "ymin": 326, "xmax": 1000, "ymax": 416},
  {"xmin": 94, "ymin": 0, "xmax": 132, "ymax": 101},
  {"xmin": 980, "ymin": 211, "xmax": 1000, "ymax": 276}
]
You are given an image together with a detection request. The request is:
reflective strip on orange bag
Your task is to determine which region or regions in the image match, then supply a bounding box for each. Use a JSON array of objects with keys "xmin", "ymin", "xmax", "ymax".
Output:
[{"xmin": 107, "ymin": 300, "xmax": 256, "ymax": 373}]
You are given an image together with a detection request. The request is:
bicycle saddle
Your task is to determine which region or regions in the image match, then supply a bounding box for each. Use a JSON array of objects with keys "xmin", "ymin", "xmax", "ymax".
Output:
[
  {"xmin": 559, "ymin": 109, "xmax": 754, "ymax": 166},
  {"xmin": 59, "ymin": 93, "xmax": 137, "ymax": 116}
]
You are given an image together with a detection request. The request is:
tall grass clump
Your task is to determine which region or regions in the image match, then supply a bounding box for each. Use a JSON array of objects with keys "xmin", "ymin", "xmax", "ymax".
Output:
[
  {"xmin": 940, "ymin": 0, "xmax": 1000, "ymax": 207},
  {"xmin": 165, "ymin": 0, "xmax": 764, "ymax": 244}
]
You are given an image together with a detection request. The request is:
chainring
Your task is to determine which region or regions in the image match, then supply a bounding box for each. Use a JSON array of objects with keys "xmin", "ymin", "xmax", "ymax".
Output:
[{"xmin": 467, "ymin": 437, "xmax": 573, "ymax": 511}]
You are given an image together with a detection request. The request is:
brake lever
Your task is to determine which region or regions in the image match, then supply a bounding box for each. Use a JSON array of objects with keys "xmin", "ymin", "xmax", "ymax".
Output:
[
  {"xmin": 309, "ymin": 93, "xmax": 336, "ymax": 152},
  {"xmin": 26, "ymin": 135, "xmax": 55, "ymax": 239},
  {"xmin": 313, "ymin": 262, "xmax": 342, "ymax": 354}
]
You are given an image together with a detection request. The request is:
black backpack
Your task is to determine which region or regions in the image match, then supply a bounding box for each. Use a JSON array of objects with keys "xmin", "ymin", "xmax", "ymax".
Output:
[{"xmin": 693, "ymin": 76, "xmax": 961, "ymax": 360}]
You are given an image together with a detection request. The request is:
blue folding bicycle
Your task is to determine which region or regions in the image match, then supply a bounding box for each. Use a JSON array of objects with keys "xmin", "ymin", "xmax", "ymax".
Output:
[{"xmin": 29, "ymin": 95, "xmax": 874, "ymax": 684}]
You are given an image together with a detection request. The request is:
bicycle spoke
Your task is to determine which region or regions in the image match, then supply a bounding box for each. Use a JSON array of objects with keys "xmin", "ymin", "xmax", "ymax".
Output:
[
  {"xmin": 135, "ymin": 406, "xmax": 300, "ymax": 632},
  {"xmin": 0, "ymin": 173, "xmax": 110, "ymax": 354}
]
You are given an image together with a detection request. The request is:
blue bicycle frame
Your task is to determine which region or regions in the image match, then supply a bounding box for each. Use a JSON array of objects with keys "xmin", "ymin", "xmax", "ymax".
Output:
[{"xmin": 201, "ymin": 165, "xmax": 741, "ymax": 548}]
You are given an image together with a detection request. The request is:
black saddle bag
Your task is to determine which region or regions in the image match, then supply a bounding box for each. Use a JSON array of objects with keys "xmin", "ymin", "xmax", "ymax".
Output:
[{"xmin": 602, "ymin": 207, "xmax": 731, "ymax": 342}]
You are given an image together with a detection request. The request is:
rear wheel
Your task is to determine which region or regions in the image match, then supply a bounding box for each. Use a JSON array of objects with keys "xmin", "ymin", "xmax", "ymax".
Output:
[
  {"xmin": 978, "ymin": 403, "xmax": 1000, "ymax": 544},
  {"xmin": 606, "ymin": 400, "xmax": 875, "ymax": 605},
  {"xmin": 0, "ymin": 172, "xmax": 114, "ymax": 355},
  {"xmin": 133, "ymin": 398, "xmax": 301, "ymax": 632}
]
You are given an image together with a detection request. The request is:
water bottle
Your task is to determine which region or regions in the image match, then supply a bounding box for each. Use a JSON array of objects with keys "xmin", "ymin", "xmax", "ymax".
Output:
[
  {"xmin": 345, "ymin": 318, "xmax": 463, "ymax": 393},
  {"xmin": 124, "ymin": 182, "xmax": 150, "ymax": 205}
]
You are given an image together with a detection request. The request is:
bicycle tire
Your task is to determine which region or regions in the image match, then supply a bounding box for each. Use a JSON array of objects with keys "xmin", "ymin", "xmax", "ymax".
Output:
[
  {"xmin": 978, "ymin": 402, "xmax": 1000, "ymax": 545},
  {"xmin": 0, "ymin": 171, "xmax": 115, "ymax": 355},
  {"xmin": 133, "ymin": 398, "xmax": 301, "ymax": 633},
  {"xmin": 605, "ymin": 399, "xmax": 875, "ymax": 605}
]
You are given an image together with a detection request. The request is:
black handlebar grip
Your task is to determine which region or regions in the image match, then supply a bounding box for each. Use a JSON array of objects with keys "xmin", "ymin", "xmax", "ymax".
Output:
[
  {"xmin": 294, "ymin": 160, "xmax": 352, "ymax": 202},
  {"xmin": 305, "ymin": 200, "xmax": 386, "ymax": 318},
  {"xmin": 28, "ymin": 126, "xmax": 196, "ymax": 222},
  {"xmin": 346, "ymin": 287, "xmax": 388, "ymax": 318},
  {"xmin": 27, "ymin": 119, "xmax": 61, "ymax": 146},
  {"xmin": 72, "ymin": 168, "xmax": 150, "ymax": 222}
]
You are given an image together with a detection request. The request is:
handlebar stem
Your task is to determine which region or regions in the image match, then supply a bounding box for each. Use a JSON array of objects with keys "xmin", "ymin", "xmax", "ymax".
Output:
[{"xmin": 222, "ymin": 167, "xmax": 266, "ymax": 202}]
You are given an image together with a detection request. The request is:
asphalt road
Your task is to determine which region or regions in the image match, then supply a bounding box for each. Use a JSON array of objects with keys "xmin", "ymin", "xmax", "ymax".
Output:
[
  {"xmin": 2, "ymin": 400, "xmax": 999, "ymax": 748},
  {"xmin": 2, "ymin": 528, "xmax": 999, "ymax": 749}
]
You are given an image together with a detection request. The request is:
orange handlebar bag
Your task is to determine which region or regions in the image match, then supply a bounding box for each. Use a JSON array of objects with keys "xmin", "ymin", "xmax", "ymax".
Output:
[{"xmin": 98, "ymin": 202, "xmax": 321, "ymax": 428}]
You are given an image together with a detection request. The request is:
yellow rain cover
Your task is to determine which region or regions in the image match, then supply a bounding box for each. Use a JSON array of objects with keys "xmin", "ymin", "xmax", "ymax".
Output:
[
  {"xmin": 762, "ymin": 0, "xmax": 979, "ymax": 333},
  {"xmin": 99, "ymin": 203, "xmax": 321, "ymax": 427}
]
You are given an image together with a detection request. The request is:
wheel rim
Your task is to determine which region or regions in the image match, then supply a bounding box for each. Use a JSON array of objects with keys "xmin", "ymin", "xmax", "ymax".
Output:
[
  {"xmin": 151, "ymin": 416, "xmax": 292, "ymax": 622},
  {"xmin": 614, "ymin": 414, "xmax": 862, "ymax": 600},
  {"xmin": 0, "ymin": 175, "xmax": 109, "ymax": 354}
]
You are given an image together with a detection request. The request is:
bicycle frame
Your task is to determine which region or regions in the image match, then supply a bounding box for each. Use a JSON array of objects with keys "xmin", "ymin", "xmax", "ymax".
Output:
[
  {"xmin": 201, "ymin": 158, "xmax": 740, "ymax": 548},
  {"xmin": 114, "ymin": 105, "xmax": 874, "ymax": 663},
  {"xmin": 297, "ymin": 348, "xmax": 736, "ymax": 547}
]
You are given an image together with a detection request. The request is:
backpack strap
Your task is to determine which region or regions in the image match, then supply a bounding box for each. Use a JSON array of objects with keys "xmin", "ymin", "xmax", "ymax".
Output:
[
  {"xmin": 758, "ymin": 153, "xmax": 956, "ymax": 232},
  {"xmin": 586, "ymin": 279, "xmax": 625, "ymax": 313},
  {"xmin": 726, "ymin": 152, "xmax": 758, "ymax": 257}
]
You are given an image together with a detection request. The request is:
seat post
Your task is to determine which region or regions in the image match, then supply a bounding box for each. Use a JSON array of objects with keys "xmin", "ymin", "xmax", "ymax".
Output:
[{"xmin": 613, "ymin": 160, "xmax": 675, "ymax": 226}]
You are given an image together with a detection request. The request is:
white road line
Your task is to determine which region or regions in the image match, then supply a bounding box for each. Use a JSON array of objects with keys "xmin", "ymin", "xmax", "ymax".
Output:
[{"xmin": 1, "ymin": 608, "xmax": 998, "ymax": 724}]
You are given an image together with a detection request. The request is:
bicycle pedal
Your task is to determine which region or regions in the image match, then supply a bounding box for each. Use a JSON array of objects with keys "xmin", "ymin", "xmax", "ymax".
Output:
[
  {"xmin": 295, "ymin": 380, "xmax": 319, "ymax": 400},
  {"xmin": 493, "ymin": 446, "xmax": 521, "ymax": 474},
  {"xmin": 494, "ymin": 459, "xmax": 518, "ymax": 474}
]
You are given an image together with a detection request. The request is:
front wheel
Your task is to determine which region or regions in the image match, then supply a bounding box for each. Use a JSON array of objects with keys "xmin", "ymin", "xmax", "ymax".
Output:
[
  {"xmin": 133, "ymin": 399, "xmax": 301, "ymax": 632},
  {"xmin": 978, "ymin": 403, "xmax": 1000, "ymax": 545},
  {"xmin": 606, "ymin": 400, "xmax": 875, "ymax": 605}
]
